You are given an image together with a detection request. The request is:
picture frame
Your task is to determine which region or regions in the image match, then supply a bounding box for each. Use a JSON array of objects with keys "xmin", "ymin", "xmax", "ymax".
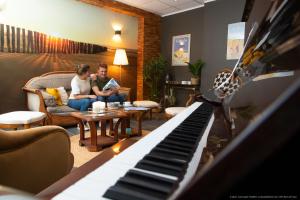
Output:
[
  {"xmin": 172, "ymin": 34, "xmax": 191, "ymax": 66},
  {"xmin": 226, "ymin": 22, "xmax": 245, "ymax": 60}
]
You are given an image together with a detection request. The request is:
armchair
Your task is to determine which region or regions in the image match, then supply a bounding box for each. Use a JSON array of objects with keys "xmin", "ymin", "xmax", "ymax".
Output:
[{"xmin": 0, "ymin": 126, "xmax": 74, "ymax": 194}]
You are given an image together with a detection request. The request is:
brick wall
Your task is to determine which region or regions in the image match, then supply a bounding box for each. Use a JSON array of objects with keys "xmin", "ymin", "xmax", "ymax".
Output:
[{"xmin": 79, "ymin": 0, "xmax": 161, "ymax": 100}]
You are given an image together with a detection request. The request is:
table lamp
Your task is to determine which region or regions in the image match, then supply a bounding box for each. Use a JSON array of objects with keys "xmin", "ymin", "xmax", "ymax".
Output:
[{"xmin": 113, "ymin": 49, "xmax": 128, "ymax": 85}]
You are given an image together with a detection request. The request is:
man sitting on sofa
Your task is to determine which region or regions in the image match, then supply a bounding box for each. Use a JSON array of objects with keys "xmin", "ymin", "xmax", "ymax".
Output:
[{"xmin": 91, "ymin": 63, "xmax": 125, "ymax": 103}]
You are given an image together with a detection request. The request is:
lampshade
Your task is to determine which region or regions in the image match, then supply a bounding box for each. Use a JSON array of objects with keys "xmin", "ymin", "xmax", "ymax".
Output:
[{"xmin": 113, "ymin": 49, "xmax": 128, "ymax": 66}]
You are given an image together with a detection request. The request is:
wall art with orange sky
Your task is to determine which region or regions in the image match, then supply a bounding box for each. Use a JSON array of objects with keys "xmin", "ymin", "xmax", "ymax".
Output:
[{"xmin": 0, "ymin": 24, "xmax": 107, "ymax": 54}]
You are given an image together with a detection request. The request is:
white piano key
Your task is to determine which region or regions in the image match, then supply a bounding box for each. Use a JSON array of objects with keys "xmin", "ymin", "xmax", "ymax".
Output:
[
  {"xmin": 133, "ymin": 167, "xmax": 178, "ymax": 181},
  {"xmin": 53, "ymin": 102, "xmax": 209, "ymax": 200}
]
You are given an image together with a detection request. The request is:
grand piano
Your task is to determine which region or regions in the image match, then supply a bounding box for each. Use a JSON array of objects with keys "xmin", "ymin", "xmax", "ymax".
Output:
[{"xmin": 3, "ymin": 0, "xmax": 298, "ymax": 199}]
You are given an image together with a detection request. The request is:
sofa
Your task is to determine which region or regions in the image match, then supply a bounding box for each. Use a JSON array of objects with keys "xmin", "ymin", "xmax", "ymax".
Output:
[
  {"xmin": 0, "ymin": 126, "xmax": 74, "ymax": 194},
  {"xmin": 23, "ymin": 71, "xmax": 131, "ymax": 126}
]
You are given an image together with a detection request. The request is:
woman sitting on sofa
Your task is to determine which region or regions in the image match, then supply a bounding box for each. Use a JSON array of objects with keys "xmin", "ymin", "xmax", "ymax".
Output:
[{"xmin": 68, "ymin": 64, "xmax": 97, "ymax": 111}]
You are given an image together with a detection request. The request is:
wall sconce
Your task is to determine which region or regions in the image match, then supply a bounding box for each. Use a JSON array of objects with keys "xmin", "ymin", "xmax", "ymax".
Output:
[
  {"xmin": 112, "ymin": 24, "xmax": 122, "ymax": 42},
  {"xmin": 113, "ymin": 30, "xmax": 121, "ymax": 42}
]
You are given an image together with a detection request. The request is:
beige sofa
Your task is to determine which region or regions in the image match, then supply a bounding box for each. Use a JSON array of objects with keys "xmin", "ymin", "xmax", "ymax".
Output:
[
  {"xmin": 0, "ymin": 126, "xmax": 74, "ymax": 194},
  {"xmin": 23, "ymin": 71, "xmax": 131, "ymax": 126}
]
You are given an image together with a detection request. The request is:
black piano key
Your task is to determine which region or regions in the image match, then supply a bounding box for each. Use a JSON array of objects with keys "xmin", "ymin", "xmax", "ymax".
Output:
[
  {"xmin": 157, "ymin": 141, "xmax": 198, "ymax": 157},
  {"xmin": 135, "ymin": 160, "xmax": 185, "ymax": 177},
  {"xmin": 144, "ymin": 154, "xmax": 188, "ymax": 166},
  {"xmin": 178, "ymin": 121, "xmax": 207, "ymax": 128},
  {"xmin": 175, "ymin": 126, "xmax": 204, "ymax": 132},
  {"xmin": 166, "ymin": 135, "xmax": 197, "ymax": 143},
  {"xmin": 171, "ymin": 129, "xmax": 200, "ymax": 137},
  {"xmin": 135, "ymin": 154, "xmax": 187, "ymax": 177},
  {"xmin": 119, "ymin": 174, "xmax": 174, "ymax": 193},
  {"xmin": 157, "ymin": 143, "xmax": 193, "ymax": 153},
  {"xmin": 103, "ymin": 103, "xmax": 214, "ymax": 200},
  {"xmin": 104, "ymin": 185, "xmax": 162, "ymax": 200},
  {"xmin": 162, "ymin": 138, "xmax": 196, "ymax": 149},
  {"xmin": 170, "ymin": 132, "xmax": 199, "ymax": 140},
  {"xmin": 103, "ymin": 169, "xmax": 177, "ymax": 200},
  {"xmin": 164, "ymin": 138, "xmax": 198, "ymax": 148},
  {"xmin": 151, "ymin": 147, "xmax": 192, "ymax": 161}
]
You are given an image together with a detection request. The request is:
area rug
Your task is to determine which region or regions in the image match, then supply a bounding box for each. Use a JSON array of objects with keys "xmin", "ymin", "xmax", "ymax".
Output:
[
  {"xmin": 66, "ymin": 116, "xmax": 167, "ymax": 167},
  {"xmin": 69, "ymin": 129, "xmax": 151, "ymax": 167}
]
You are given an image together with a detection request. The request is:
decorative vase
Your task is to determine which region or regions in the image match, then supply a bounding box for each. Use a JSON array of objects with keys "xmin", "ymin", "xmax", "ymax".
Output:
[
  {"xmin": 165, "ymin": 73, "xmax": 171, "ymax": 83},
  {"xmin": 191, "ymin": 77, "xmax": 199, "ymax": 85},
  {"xmin": 168, "ymin": 88, "xmax": 176, "ymax": 106}
]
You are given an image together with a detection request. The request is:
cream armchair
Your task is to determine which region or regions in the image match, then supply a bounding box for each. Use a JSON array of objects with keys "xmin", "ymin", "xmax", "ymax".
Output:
[{"xmin": 0, "ymin": 126, "xmax": 74, "ymax": 194}]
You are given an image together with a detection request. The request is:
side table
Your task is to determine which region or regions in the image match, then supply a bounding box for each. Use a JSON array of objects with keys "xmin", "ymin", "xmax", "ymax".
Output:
[{"xmin": 0, "ymin": 111, "xmax": 46, "ymax": 130}]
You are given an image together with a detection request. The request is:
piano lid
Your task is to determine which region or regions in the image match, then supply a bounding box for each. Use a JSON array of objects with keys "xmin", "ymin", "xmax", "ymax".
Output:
[{"xmin": 179, "ymin": 0, "xmax": 300, "ymax": 198}]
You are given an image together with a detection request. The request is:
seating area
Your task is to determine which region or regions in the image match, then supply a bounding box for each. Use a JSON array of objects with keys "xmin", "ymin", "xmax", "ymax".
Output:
[
  {"xmin": 0, "ymin": 0, "xmax": 299, "ymax": 199},
  {"xmin": 23, "ymin": 71, "xmax": 131, "ymax": 126}
]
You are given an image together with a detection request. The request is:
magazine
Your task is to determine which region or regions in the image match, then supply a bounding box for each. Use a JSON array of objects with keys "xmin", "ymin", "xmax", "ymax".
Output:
[{"xmin": 102, "ymin": 78, "xmax": 120, "ymax": 91}]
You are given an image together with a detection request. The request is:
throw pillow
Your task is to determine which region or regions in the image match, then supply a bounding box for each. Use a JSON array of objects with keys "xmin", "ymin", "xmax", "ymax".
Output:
[
  {"xmin": 57, "ymin": 86, "xmax": 69, "ymax": 105},
  {"xmin": 46, "ymin": 88, "xmax": 63, "ymax": 106},
  {"xmin": 40, "ymin": 90, "xmax": 57, "ymax": 107}
]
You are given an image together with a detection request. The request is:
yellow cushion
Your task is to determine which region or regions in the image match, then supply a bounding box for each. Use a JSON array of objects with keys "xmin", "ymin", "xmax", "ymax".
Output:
[{"xmin": 46, "ymin": 88, "xmax": 63, "ymax": 106}]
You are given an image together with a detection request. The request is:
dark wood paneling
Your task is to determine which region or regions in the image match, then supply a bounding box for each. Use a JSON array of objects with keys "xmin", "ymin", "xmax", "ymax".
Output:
[
  {"xmin": 16, "ymin": 28, "xmax": 20, "ymax": 53},
  {"xmin": 6, "ymin": 25, "xmax": 11, "ymax": 52},
  {"xmin": 0, "ymin": 24, "xmax": 4, "ymax": 52},
  {"xmin": 22, "ymin": 28, "xmax": 25, "ymax": 53},
  {"xmin": 11, "ymin": 26, "xmax": 15, "ymax": 53}
]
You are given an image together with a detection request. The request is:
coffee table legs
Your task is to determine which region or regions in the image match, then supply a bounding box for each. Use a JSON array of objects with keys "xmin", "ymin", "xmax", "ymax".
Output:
[
  {"xmin": 136, "ymin": 111, "xmax": 148, "ymax": 136},
  {"xmin": 120, "ymin": 111, "xmax": 147, "ymax": 138},
  {"xmin": 78, "ymin": 120, "xmax": 85, "ymax": 144},
  {"xmin": 78, "ymin": 117, "xmax": 127, "ymax": 152},
  {"xmin": 101, "ymin": 120, "xmax": 106, "ymax": 137},
  {"xmin": 88, "ymin": 121, "xmax": 101, "ymax": 152}
]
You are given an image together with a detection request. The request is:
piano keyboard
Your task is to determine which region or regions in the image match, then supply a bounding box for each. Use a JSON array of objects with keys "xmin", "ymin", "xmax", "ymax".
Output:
[{"xmin": 53, "ymin": 102, "xmax": 214, "ymax": 200}]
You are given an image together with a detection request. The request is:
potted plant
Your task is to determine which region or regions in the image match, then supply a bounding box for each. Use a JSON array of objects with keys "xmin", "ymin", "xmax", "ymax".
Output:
[
  {"xmin": 144, "ymin": 55, "xmax": 167, "ymax": 102},
  {"xmin": 186, "ymin": 59, "xmax": 205, "ymax": 85}
]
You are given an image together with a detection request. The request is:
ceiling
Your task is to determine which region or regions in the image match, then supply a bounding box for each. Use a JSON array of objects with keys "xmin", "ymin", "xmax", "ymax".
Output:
[{"xmin": 115, "ymin": 0, "xmax": 216, "ymax": 17}]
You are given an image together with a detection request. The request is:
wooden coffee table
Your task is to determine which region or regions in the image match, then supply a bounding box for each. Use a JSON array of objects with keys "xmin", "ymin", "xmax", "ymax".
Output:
[
  {"xmin": 70, "ymin": 110, "xmax": 128, "ymax": 152},
  {"xmin": 118, "ymin": 107, "xmax": 150, "ymax": 138}
]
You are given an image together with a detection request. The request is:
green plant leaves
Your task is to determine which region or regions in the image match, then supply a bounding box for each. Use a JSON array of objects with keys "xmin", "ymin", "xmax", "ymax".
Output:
[
  {"xmin": 143, "ymin": 55, "xmax": 167, "ymax": 101},
  {"xmin": 186, "ymin": 59, "xmax": 205, "ymax": 77}
]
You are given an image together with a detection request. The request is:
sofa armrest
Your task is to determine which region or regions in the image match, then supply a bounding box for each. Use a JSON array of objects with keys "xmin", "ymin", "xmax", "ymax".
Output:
[
  {"xmin": 0, "ymin": 126, "xmax": 74, "ymax": 194},
  {"xmin": 23, "ymin": 87, "xmax": 47, "ymax": 113}
]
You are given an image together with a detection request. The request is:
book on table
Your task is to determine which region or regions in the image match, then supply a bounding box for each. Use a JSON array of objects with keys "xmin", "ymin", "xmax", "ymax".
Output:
[{"xmin": 124, "ymin": 107, "xmax": 149, "ymax": 111}]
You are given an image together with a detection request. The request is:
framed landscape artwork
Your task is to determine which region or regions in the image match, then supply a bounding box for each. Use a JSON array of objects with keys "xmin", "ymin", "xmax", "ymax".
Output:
[
  {"xmin": 172, "ymin": 34, "xmax": 191, "ymax": 66},
  {"xmin": 226, "ymin": 22, "xmax": 245, "ymax": 60}
]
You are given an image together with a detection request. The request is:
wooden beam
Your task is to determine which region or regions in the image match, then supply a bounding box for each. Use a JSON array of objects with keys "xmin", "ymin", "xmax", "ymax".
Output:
[{"xmin": 0, "ymin": 24, "xmax": 4, "ymax": 52}]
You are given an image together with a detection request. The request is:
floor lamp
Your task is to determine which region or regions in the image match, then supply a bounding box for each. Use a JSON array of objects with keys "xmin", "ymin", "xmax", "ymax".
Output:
[{"xmin": 113, "ymin": 49, "xmax": 128, "ymax": 85}]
